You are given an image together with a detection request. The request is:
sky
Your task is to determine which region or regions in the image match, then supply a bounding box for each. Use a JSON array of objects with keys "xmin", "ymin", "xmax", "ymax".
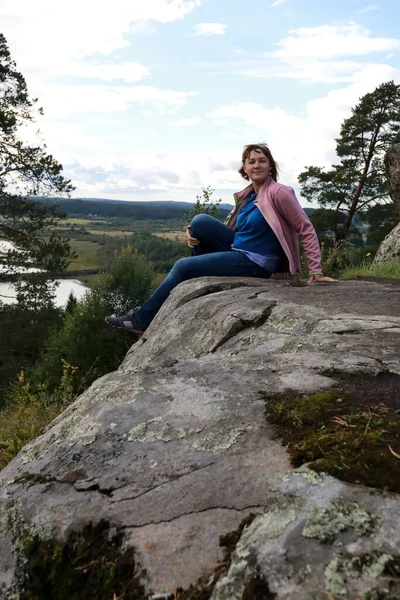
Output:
[{"xmin": 1, "ymin": 0, "xmax": 400, "ymax": 205}]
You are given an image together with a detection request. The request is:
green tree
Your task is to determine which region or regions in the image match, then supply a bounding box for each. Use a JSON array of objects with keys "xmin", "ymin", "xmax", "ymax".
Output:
[
  {"xmin": 65, "ymin": 291, "xmax": 78, "ymax": 314},
  {"xmin": 0, "ymin": 32, "xmax": 74, "ymax": 278},
  {"xmin": 186, "ymin": 186, "xmax": 222, "ymax": 222},
  {"xmin": 360, "ymin": 202, "xmax": 398, "ymax": 249},
  {"xmin": 0, "ymin": 301, "xmax": 63, "ymax": 407},
  {"xmin": 299, "ymin": 81, "xmax": 400, "ymax": 240},
  {"xmin": 308, "ymin": 208, "xmax": 347, "ymax": 240},
  {"xmin": 31, "ymin": 246, "xmax": 154, "ymax": 393}
]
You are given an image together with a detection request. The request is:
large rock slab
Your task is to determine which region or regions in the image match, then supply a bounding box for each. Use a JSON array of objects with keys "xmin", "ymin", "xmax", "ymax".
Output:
[
  {"xmin": 385, "ymin": 143, "xmax": 400, "ymax": 219},
  {"xmin": 374, "ymin": 221, "xmax": 400, "ymax": 264},
  {"xmin": 1, "ymin": 277, "xmax": 400, "ymax": 598},
  {"xmin": 375, "ymin": 144, "xmax": 400, "ymax": 264}
]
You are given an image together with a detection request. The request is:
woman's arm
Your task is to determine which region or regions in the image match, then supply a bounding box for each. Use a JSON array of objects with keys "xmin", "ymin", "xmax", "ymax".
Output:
[{"xmin": 275, "ymin": 186, "xmax": 338, "ymax": 283}]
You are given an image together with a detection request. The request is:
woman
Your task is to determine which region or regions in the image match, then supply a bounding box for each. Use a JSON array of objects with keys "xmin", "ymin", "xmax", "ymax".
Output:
[{"xmin": 106, "ymin": 143, "xmax": 336, "ymax": 335}]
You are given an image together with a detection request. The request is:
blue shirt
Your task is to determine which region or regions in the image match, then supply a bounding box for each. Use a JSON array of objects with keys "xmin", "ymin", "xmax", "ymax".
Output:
[{"xmin": 232, "ymin": 193, "xmax": 284, "ymax": 272}]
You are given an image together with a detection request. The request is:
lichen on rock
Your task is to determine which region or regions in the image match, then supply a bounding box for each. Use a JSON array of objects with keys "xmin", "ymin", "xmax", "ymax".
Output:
[
  {"xmin": 325, "ymin": 552, "xmax": 394, "ymax": 597},
  {"xmin": 303, "ymin": 500, "xmax": 378, "ymax": 543},
  {"xmin": 192, "ymin": 424, "xmax": 253, "ymax": 453}
]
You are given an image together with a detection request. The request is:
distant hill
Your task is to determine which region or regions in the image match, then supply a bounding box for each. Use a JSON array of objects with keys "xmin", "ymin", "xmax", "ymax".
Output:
[
  {"xmin": 37, "ymin": 197, "xmax": 234, "ymax": 222},
  {"xmin": 33, "ymin": 196, "xmax": 322, "ymax": 223},
  {"xmin": 72, "ymin": 198, "xmax": 235, "ymax": 210}
]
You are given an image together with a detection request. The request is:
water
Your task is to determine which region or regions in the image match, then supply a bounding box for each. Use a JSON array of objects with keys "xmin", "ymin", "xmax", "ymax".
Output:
[
  {"xmin": 0, "ymin": 240, "xmax": 88, "ymax": 307},
  {"xmin": 0, "ymin": 279, "xmax": 88, "ymax": 307}
]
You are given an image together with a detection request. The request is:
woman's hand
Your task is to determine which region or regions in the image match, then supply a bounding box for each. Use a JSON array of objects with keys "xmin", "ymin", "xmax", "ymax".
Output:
[
  {"xmin": 307, "ymin": 273, "xmax": 339, "ymax": 283},
  {"xmin": 185, "ymin": 226, "xmax": 200, "ymax": 249}
]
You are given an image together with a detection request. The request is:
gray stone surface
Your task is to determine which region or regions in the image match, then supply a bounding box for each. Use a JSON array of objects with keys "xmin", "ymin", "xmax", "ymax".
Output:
[
  {"xmin": 375, "ymin": 144, "xmax": 400, "ymax": 264},
  {"xmin": 212, "ymin": 468, "xmax": 400, "ymax": 600},
  {"xmin": 374, "ymin": 221, "xmax": 400, "ymax": 265},
  {"xmin": 1, "ymin": 277, "xmax": 400, "ymax": 597},
  {"xmin": 385, "ymin": 143, "xmax": 400, "ymax": 219}
]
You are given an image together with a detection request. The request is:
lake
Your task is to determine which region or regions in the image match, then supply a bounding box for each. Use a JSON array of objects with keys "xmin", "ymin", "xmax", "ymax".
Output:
[
  {"xmin": 0, "ymin": 279, "xmax": 88, "ymax": 307},
  {"xmin": 0, "ymin": 240, "xmax": 88, "ymax": 307}
]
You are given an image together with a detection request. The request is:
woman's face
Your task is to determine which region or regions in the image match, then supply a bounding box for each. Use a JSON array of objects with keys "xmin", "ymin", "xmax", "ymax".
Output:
[{"xmin": 243, "ymin": 150, "xmax": 271, "ymax": 186}]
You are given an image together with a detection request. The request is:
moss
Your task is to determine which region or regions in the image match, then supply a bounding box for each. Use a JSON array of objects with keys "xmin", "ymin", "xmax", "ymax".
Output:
[
  {"xmin": 263, "ymin": 373, "xmax": 400, "ymax": 493},
  {"xmin": 1, "ymin": 500, "xmax": 55, "ymax": 599},
  {"xmin": 303, "ymin": 500, "xmax": 378, "ymax": 543},
  {"xmin": 19, "ymin": 520, "xmax": 147, "ymax": 600}
]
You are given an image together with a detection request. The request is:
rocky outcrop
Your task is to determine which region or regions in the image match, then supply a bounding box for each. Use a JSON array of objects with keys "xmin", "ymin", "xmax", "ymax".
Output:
[
  {"xmin": 385, "ymin": 143, "xmax": 400, "ymax": 219},
  {"xmin": 374, "ymin": 221, "xmax": 400, "ymax": 264},
  {"xmin": 1, "ymin": 277, "xmax": 400, "ymax": 599},
  {"xmin": 374, "ymin": 145, "xmax": 400, "ymax": 264}
]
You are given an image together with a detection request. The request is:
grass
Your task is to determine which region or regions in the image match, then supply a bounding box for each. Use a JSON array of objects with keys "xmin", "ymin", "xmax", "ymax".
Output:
[
  {"xmin": 340, "ymin": 256, "xmax": 400, "ymax": 280},
  {"xmin": 153, "ymin": 230, "xmax": 186, "ymax": 243},
  {"xmin": 0, "ymin": 364, "xmax": 79, "ymax": 470},
  {"xmin": 66, "ymin": 239, "xmax": 103, "ymax": 271},
  {"xmin": 263, "ymin": 374, "xmax": 400, "ymax": 493},
  {"xmin": 62, "ymin": 218, "xmax": 108, "ymax": 226},
  {"xmin": 86, "ymin": 229, "xmax": 133, "ymax": 237}
]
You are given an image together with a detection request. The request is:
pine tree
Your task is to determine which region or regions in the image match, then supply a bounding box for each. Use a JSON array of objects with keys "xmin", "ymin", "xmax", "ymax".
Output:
[
  {"xmin": 0, "ymin": 33, "xmax": 74, "ymax": 279},
  {"xmin": 298, "ymin": 81, "xmax": 400, "ymax": 240}
]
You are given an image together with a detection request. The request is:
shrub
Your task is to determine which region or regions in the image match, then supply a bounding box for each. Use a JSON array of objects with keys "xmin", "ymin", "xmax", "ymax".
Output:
[
  {"xmin": 0, "ymin": 362, "xmax": 78, "ymax": 469},
  {"xmin": 31, "ymin": 246, "xmax": 154, "ymax": 393}
]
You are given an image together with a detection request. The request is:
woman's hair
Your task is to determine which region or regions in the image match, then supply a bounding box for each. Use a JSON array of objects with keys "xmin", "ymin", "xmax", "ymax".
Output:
[{"xmin": 238, "ymin": 143, "xmax": 279, "ymax": 182}]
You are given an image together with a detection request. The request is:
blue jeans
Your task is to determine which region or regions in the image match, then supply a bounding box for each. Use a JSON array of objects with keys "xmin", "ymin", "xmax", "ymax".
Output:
[{"xmin": 136, "ymin": 214, "xmax": 271, "ymax": 327}]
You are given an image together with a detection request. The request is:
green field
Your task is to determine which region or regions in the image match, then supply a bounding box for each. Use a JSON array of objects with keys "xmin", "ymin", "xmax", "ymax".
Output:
[
  {"xmin": 63, "ymin": 218, "xmax": 108, "ymax": 226},
  {"xmin": 153, "ymin": 230, "xmax": 186, "ymax": 242},
  {"xmin": 67, "ymin": 239, "xmax": 103, "ymax": 271},
  {"xmin": 87, "ymin": 229, "xmax": 133, "ymax": 237}
]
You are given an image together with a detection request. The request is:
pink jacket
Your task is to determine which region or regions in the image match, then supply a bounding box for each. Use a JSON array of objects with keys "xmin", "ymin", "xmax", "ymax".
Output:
[{"xmin": 225, "ymin": 176, "xmax": 322, "ymax": 275}]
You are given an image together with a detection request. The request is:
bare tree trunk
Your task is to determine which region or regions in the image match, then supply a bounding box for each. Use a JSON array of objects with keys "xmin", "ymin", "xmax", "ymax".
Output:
[{"xmin": 384, "ymin": 144, "xmax": 400, "ymax": 219}]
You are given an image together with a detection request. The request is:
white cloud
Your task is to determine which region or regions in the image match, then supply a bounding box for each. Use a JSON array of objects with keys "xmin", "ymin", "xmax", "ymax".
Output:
[
  {"xmin": 70, "ymin": 62, "xmax": 149, "ymax": 83},
  {"xmin": 0, "ymin": 0, "xmax": 202, "ymax": 85},
  {"xmin": 129, "ymin": 20, "xmax": 158, "ymax": 36},
  {"xmin": 357, "ymin": 4, "xmax": 378, "ymax": 14},
  {"xmin": 270, "ymin": 0, "xmax": 289, "ymax": 6},
  {"xmin": 225, "ymin": 58, "xmax": 366, "ymax": 84},
  {"xmin": 33, "ymin": 84, "xmax": 198, "ymax": 119},
  {"xmin": 233, "ymin": 48, "xmax": 246, "ymax": 56},
  {"xmin": 171, "ymin": 117, "xmax": 201, "ymax": 126},
  {"xmin": 0, "ymin": 1, "xmax": 200, "ymax": 119},
  {"xmin": 192, "ymin": 23, "xmax": 227, "ymax": 36},
  {"xmin": 203, "ymin": 22, "xmax": 400, "ymax": 84},
  {"xmin": 265, "ymin": 23, "xmax": 400, "ymax": 60}
]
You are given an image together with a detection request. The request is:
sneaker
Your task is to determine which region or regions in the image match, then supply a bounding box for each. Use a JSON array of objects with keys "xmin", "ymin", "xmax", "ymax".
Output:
[{"xmin": 105, "ymin": 309, "xmax": 146, "ymax": 335}]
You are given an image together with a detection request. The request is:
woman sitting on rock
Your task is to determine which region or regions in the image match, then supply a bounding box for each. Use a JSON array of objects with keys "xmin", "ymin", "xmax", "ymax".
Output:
[{"xmin": 106, "ymin": 143, "xmax": 337, "ymax": 335}]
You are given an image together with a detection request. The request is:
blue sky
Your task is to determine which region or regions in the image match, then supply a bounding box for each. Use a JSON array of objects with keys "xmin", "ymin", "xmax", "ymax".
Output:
[{"xmin": 1, "ymin": 0, "xmax": 400, "ymax": 204}]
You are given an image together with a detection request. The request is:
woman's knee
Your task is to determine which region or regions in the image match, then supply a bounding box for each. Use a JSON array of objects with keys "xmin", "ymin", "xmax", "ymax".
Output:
[
  {"xmin": 172, "ymin": 257, "xmax": 193, "ymax": 279},
  {"xmin": 190, "ymin": 213, "xmax": 215, "ymax": 236}
]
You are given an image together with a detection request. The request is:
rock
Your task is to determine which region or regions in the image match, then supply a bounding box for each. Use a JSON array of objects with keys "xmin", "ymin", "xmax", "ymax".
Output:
[
  {"xmin": 211, "ymin": 468, "xmax": 400, "ymax": 600},
  {"xmin": 374, "ymin": 145, "xmax": 400, "ymax": 264},
  {"xmin": 1, "ymin": 277, "xmax": 400, "ymax": 598},
  {"xmin": 374, "ymin": 221, "xmax": 400, "ymax": 264},
  {"xmin": 385, "ymin": 143, "xmax": 400, "ymax": 219}
]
